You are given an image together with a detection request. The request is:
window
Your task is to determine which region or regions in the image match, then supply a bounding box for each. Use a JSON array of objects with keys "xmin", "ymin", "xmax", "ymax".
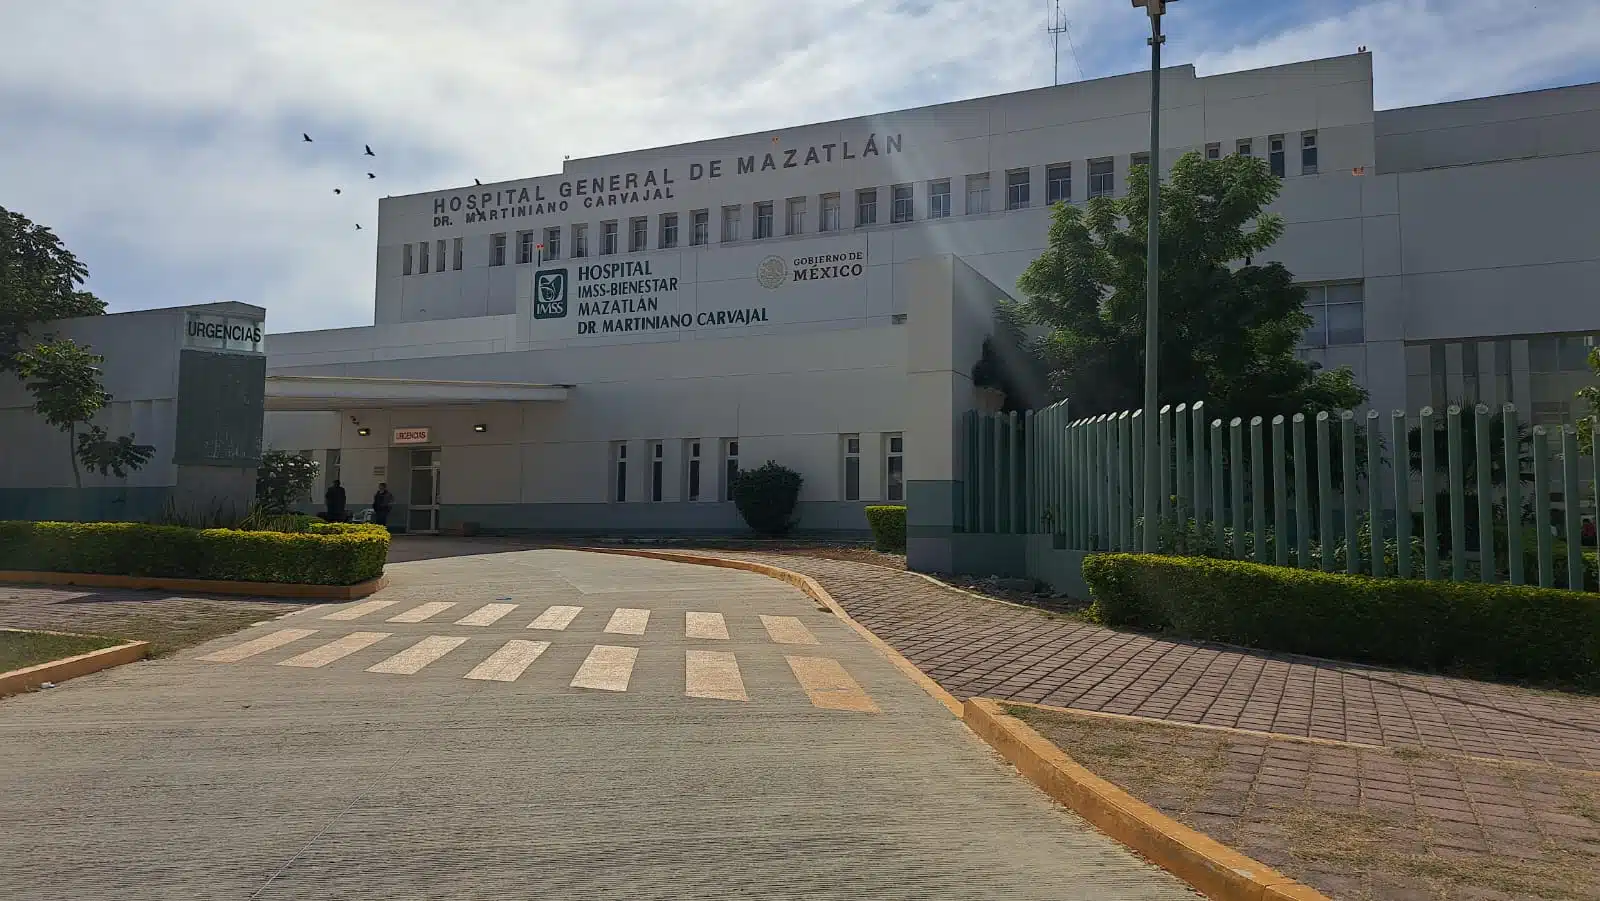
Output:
[
  {"xmin": 1301, "ymin": 131, "xmax": 1318, "ymax": 175},
  {"xmin": 490, "ymin": 233, "xmax": 507, "ymax": 266},
  {"xmin": 517, "ymin": 230, "xmax": 535, "ymax": 265},
  {"xmin": 650, "ymin": 441, "xmax": 664, "ymax": 502},
  {"xmin": 1529, "ymin": 335, "xmax": 1598, "ymax": 372},
  {"xmin": 686, "ymin": 440, "xmax": 701, "ymax": 501},
  {"xmin": 1237, "ymin": 139, "xmax": 1253, "ymax": 157},
  {"xmin": 966, "ymin": 173, "xmax": 989, "ymax": 214},
  {"xmin": 891, "ymin": 184, "xmax": 913, "ymax": 223},
  {"xmin": 402, "ymin": 243, "xmax": 413, "ymax": 276},
  {"xmin": 856, "ymin": 189, "xmax": 877, "ymax": 227},
  {"xmin": 754, "ymin": 202, "xmax": 774, "ymax": 239},
  {"xmin": 1205, "ymin": 142, "xmax": 1221, "ymax": 160},
  {"xmin": 418, "ymin": 240, "xmax": 430, "ymax": 273},
  {"xmin": 452, "ymin": 237, "xmax": 463, "ymax": 270},
  {"xmin": 884, "ymin": 433, "xmax": 904, "ymax": 502},
  {"xmin": 572, "ymin": 223, "xmax": 589, "ymax": 258},
  {"xmin": 543, "ymin": 226, "xmax": 561, "ymax": 260},
  {"xmin": 1131, "ymin": 152, "xmax": 1149, "ymax": 170},
  {"xmin": 786, "ymin": 197, "xmax": 806, "ymax": 235},
  {"xmin": 630, "ymin": 216, "xmax": 648, "ymax": 252},
  {"xmin": 601, "ymin": 221, "xmax": 618, "ymax": 255},
  {"xmin": 436, "ymin": 239, "xmax": 447, "ymax": 272},
  {"xmin": 723, "ymin": 439, "xmax": 739, "ymax": 501},
  {"xmin": 820, "ymin": 193, "xmax": 841, "ymax": 231},
  {"xmin": 1046, "ymin": 164, "xmax": 1071, "ymax": 204},
  {"xmin": 928, "ymin": 180, "xmax": 951, "ymax": 218},
  {"xmin": 842, "ymin": 435, "xmax": 861, "ymax": 501},
  {"xmin": 1005, "ymin": 169, "xmax": 1030, "ymax": 210},
  {"xmin": 1298, "ymin": 282, "xmax": 1365, "ymax": 348},
  {"xmin": 1269, "ymin": 135, "xmax": 1285, "ymax": 177},
  {"xmin": 612, "ymin": 443, "xmax": 627, "ymax": 503},
  {"xmin": 660, "ymin": 213, "xmax": 679, "ymax": 248},
  {"xmin": 721, "ymin": 205, "xmax": 741, "ymax": 242},
  {"xmin": 690, "ymin": 210, "xmax": 708, "ymax": 245},
  {"xmin": 1088, "ymin": 158, "xmax": 1114, "ymax": 197}
]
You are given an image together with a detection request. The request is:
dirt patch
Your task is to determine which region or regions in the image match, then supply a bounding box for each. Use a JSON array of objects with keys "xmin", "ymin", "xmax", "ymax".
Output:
[{"xmin": 0, "ymin": 585, "xmax": 305, "ymax": 657}]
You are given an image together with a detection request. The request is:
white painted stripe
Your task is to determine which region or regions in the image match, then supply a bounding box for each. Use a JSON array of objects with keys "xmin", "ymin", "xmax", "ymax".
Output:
[
  {"xmin": 685, "ymin": 650, "xmax": 747, "ymax": 701},
  {"xmin": 684, "ymin": 611, "xmax": 729, "ymax": 640},
  {"xmin": 528, "ymin": 605, "xmax": 583, "ymax": 631},
  {"xmin": 570, "ymin": 645, "xmax": 638, "ymax": 692},
  {"xmin": 387, "ymin": 602, "xmax": 457, "ymax": 623},
  {"xmin": 760, "ymin": 615, "xmax": 819, "ymax": 645},
  {"xmin": 322, "ymin": 599, "xmax": 399, "ymax": 621},
  {"xmin": 367, "ymin": 635, "xmax": 469, "ymax": 674},
  {"xmin": 456, "ymin": 603, "xmax": 518, "ymax": 626},
  {"xmin": 199, "ymin": 628, "xmax": 317, "ymax": 663},
  {"xmin": 786, "ymin": 655, "xmax": 879, "ymax": 713},
  {"xmin": 278, "ymin": 632, "xmax": 390, "ymax": 668},
  {"xmin": 465, "ymin": 639, "xmax": 550, "ymax": 682},
  {"xmin": 604, "ymin": 608, "xmax": 650, "ymax": 635}
]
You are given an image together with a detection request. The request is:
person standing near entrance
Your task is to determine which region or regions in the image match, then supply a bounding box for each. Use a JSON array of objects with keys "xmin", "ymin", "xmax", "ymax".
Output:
[
  {"xmin": 372, "ymin": 482, "xmax": 394, "ymax": 528},
  {"xmin": 324, "ymin": 479, "xmax": 347, "ymax": 522}
]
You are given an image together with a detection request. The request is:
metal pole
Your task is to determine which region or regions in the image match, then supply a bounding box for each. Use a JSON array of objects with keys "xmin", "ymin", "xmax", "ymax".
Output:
[{"xmin": 1140, "ymin": 6, "xmax": 1164, "ymax": 551}]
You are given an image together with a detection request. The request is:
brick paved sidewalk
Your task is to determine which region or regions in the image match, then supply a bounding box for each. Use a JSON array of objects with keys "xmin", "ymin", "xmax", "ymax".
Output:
[{"xmin": 690, "ymin": 551, "xmax": 1600, "ymax": 772}]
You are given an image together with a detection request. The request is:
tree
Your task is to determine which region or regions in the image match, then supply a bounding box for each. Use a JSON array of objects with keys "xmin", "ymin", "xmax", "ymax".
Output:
[
  {"xmin": 1010, "ymin": 152, "xmax": 1367, "ymax": 421},
  {"xmin": 1, "ymin": 206, "xmax": 105, "ymax": 371},
  {"xmin": 255, "ymin": 450, "xmax": 320, "ymax": 513},
  {"xmin": 731, "ymin": 461, "xmax": 803, "ymax": 536},
  {"xmin": 1579, "ymin": 347, "xmax": 1600, "ymax": 454}
]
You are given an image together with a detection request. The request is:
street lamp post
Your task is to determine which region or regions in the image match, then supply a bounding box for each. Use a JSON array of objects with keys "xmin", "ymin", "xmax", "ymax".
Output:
[{"xmin": 1132, "ymin": 0, "xmax": 1174, "ymax": 551}]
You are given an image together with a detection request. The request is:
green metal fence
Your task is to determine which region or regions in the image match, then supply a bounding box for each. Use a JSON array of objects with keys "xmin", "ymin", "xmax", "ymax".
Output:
[{"xmin": 960, "ymin": 401, "xmax": 1600, "ymax": 591}]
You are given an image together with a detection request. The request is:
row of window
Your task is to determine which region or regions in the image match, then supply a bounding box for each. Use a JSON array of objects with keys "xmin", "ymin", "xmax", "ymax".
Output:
[
  {"xmin": 400, "ymin": 131, "xmax": 1322, "ymax": 275},
  {"xmin": 610, "ymin": 435, "xmax": 904, "ymax": 504}
]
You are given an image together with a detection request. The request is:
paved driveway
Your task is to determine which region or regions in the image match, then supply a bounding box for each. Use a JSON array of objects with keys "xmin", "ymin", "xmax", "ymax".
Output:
[{"xmin": 0, "ymin": 549, "xmax": 1194, "ymax": 900}]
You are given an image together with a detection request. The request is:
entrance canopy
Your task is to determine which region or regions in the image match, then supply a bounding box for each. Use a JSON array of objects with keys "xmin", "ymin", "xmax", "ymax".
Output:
[{"xmin": 265, "ymin": 375, "xmax": 571, "ymax": 411}]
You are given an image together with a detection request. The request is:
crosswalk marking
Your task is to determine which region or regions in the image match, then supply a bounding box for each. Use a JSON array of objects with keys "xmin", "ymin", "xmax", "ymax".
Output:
[
  {"xmin": 322, "ymin": 600, "xmax": 398, "ymax": 621},
  {"xmin": 604, "ymin": 608, "xmax": 650, "ymax": 635},
  {"xmin": 684, "ymin": 612, "xmax": 729, "ymax": 640},
  {"xmin": 278, "ymin": 632, "xmax": 390, "ymax": 668},
  {"xmin": 465, "ymin": 640, "xmax": 550, "ymax": 682},
  {"xmin": 528, "ymin": 605, "xmax": 583, "ymax": 631},
  {"xmin": 387, "ymin": 602, "xmax": 457, "ymax": 623},
  {"xmin": 685, "ymin": 650, "xmax": 747, "ymax": 701},
  {"xmin": 199, "ymin": 628, "xmax": 317, "ymax": 663},
  {"xmin": 367, "ymin": 636, "xmax": 468, "ymax": 675},
  {"xmin": 760, "ymin": 615, "xmax": 818, "ymax": 645},
  {"xmin": 570, "ymin": 645, "xmax": 638, "ymax": 692},
  {"xmin": 456, "ymin": 603, "xmax": 518, "ymax": 626},
  {"xmin": 786, "ymin": 655, "xmax": 879, "ymax": 713}
]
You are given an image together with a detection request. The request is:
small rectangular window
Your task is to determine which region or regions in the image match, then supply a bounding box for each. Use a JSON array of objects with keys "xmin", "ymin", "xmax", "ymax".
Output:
[
  {"xmin": 572, "ymin": 223, "xmax": 588, "ymax": 258},
  {"xmin": 650, "ymin": 441, "xmax": 664, "ymax": 502},
  {"xmin": 490, "ymin": 233, "xmax": 507, "ymax": 266},
  {"xmin": 660, "ymin": 213, "xmax": 679, "ymax": 249},
  {"xmin": 928, "ymin": 180, "xmax": 951, "ymax": 218},
  {"xmin": 1046, "ymin": 164, "xmax": 1071, "ymax": 204},
  {"xmin": 1205, "ymin": 142, "xmax": 1221, "ymax": 160},
  {"xmin": 1130, "ymin": 152, "xmax": 1149, "ymax": 170},
  {"xmin": 1298, "ymin": 282, "xmax": 1365, "ymax": 348},
  {"xmin": 1237, "ymin": 139, "xmax": 1253, "ymax": 158},
  {"xmin": 842, "ymin": 435, "xmax": 861, "ymax": 502},
  {"xmin": 452, "ymin": 237, "xmax": 463, "ymax": 270},
  {"xmin": 723, "ymin": 439, "xmax": 740, "ymax": 501},
  {"xmin": 613, "ymin": 443, "xmax": 628, "ymax": 503},
  {"xmin": 601, "ymin": 221, "xmax": 618, "ymax": 255},
  {"xmin": 543, "ymin": 227, "xmax": 561, "ymax": 260},
  {"xmin": 1005, "ymin": 168, "xmax": 1030, "ymax": 210},
  {"xmin": 402, "ymin": 243, "xmax": 414, "ymax": 276},
  {"xmin": 820, "ymin": 194, "xmax": 841, "ymax": 231},
  {"xmin": 690, "ymin": 210, "xmax": 709, "ymax": 245},
  {"xmin": 885, "ymin": 433, "xmax": 904, "ymax": 502},
  {"xmin": 966, "ymin": 173, "xmax": 989, "ymax": 214},
  {"xmin": 418, "ymin": 240, "xmax": 430, "ymax": 273},
  {"xmin": 856, "ymin": 189, "xmax": 877, "ymax": 227},
  {"xmin": 1087, "ymin": 158, "xmax": 1114, "ymax": 198},
  {"xmin": 517, "ymin": 230, "xmax": 535, "ymax": 265},
  {"xmin": 891, "ymin": 184, "xmax": 913, "ymax": 223},
  {"xmin": 686, "ymin": 440, "xmax": 701, "ymax": 501},
  {"xmin": 630, "ymin": 216, "xmax": 648, "ymax": 252},
  {"xmin": 436, "ymin": 239, "xmax": 446, "ymax": 273},
  {"xmin": 786, "ymin": 197, "xmax": 806, "ymax": 235},
  {"xmin": 721, "ymin": 205, "xmax": 741, "ymax": 243},
  {"xmin": 1301, "ymin": 131, "xmax": 1318, "ymax": 175},
  {"xmin": 1269, "ymin": 134, "xmax": 1285, "ymax": 177},
  {"xmin": 754, "ymin": 202, "xmax": 773, "ymax": 239}
]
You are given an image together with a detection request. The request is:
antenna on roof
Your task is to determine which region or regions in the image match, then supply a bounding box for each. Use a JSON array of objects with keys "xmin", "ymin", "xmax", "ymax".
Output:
[{"xmin": 1045, "ymin": 0, "xmax": 1086, "ymax": 86}]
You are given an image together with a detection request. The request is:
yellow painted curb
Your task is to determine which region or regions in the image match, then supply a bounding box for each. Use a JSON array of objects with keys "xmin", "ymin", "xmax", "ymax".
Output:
[
  {"xmin": 964, "ymin": 697, "xmax": 1330, "ymax": 901},
  {"xmin": 0, "ymin": 633, "xmax": 150, "ymax": 699},
  {"xmin": 0, "ymin": 570, "xmax": 388, "ymax": 600}
]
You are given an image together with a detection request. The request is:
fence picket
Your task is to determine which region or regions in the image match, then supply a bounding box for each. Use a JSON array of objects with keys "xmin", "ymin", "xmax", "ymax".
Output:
[
  {"xmin": 1367, "ymin": 410, "xmax": 1383, "ymax": 577},
  {"xmin": 1251, "ymin": 416, "xmax": 1267, "ymax": 564},
  {"xmin": 1533, "ymin": 426, "xmax": 1553, "ymax": 588},
  {"xmin": 1504, "ymin": 405, "xmax": 1523, "ymax": 586},
  {"xmin": 1131, "ymin": 410, "xmax": 1143, "ymax": 550},
  {"xmin": 1192, "ymin": 402, "xmax": 1208, "ymax": 534},
  {"xmin": 1120, "ymin": 412, "xmax": 1134, "ymax": 550},
  {"xmin": 1272, "ymin": 415, "xmax": 1288, "ymax": 566},
  {"xmin": 1211, "ymin": 418, "xmax": 1225, "ymax": 553},
  {"xmin": 1230, "ymin": 417, "xmax": 1246, "ymax": 560},
  {"xmin": 1293, "ymin": 413, "xmax": 1310, "ymax": 569},
  {"xmin": 1317, "ymin": 412, "xmax": 1335, "ymax": 572},
  {"xmin": 1420, "ymin": 407, "xmax": 1439, "ymax": 580},
  {"xmin": 1474, "ymin": 404, "xmax": 1494, "ymax": 583},
  {"xmin": 1391, "ymin": 410, "xmax": 1412, "ymax": 579},
  {"xmin": 1342, "ymin": 411, "xmax": 1359, "ymax": 576},
  {"xmin": 1447, "ymin": 405, "xmax": 1466, "ymax": 581},
  {"xmin": 1176, "ymin": 404, "xmax": 1191, "ymax": 538},
  {"xmin": 1562, "ymin": 426, "xmax": 1582, "ymax": 591}
]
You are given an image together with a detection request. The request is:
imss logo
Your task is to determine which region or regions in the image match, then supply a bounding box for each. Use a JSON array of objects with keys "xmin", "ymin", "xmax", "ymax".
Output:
[{"xmin": 534, "ymin": 269, "xmax": 568, "ymax": 319}]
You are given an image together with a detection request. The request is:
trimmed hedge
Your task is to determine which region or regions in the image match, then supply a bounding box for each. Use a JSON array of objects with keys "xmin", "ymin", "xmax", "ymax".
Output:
[
  {"xmin": 865, "ymin": 505, "xmax": 907, "ymax": 553},
  {"xmin": 0, "ymin": 520, "xmax": 389, "ymax": 586},
  {"xmin": 1083, "ymin": 553, "xmax": 1600, "ymax": 690}
]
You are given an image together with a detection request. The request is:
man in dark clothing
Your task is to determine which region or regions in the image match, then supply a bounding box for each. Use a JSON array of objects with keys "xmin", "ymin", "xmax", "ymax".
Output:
[
  {"xmin": 324, "ymin": 479, "xmax": 347, "ymax": 522},
  {"xmin": 372, "ymin": 483, "xmax": 394, "ymax": 527}
]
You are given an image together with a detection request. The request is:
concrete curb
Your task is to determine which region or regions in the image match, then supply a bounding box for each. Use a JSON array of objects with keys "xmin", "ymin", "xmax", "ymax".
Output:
[
  {"xmin": 964, "ymin": 698, "xmax": 1330, "ymax": 901},
  {"xmin": 0, "ymin": 632, "xmax": 151, "ymax": 699},
  {"xmin": 0, "ymin": 570, "xmax": 388, "ymax": 600}
]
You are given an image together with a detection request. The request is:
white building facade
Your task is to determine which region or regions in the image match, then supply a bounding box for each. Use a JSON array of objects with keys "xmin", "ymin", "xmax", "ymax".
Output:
[{"xmin": 261, "ymin": 51, "xmax": 1600, "ymax": 565}]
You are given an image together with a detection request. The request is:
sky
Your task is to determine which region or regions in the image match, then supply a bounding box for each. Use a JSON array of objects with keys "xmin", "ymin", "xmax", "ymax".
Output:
[{"xmin": 3, "ymin": 0, "xmax": 1597, "ymax": 334}]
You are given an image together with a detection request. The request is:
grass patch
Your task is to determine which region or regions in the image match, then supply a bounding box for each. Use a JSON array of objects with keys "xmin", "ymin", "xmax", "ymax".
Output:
[{"xmin": 0, "ymin": 629, "xmax": 123, "ymax": 672}]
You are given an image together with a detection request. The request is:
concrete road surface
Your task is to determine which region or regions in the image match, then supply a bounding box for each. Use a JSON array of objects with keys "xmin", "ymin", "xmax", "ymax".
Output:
[{"xmin": 0, "ymin": 549, "xmax": 1196, "ymax": 900}]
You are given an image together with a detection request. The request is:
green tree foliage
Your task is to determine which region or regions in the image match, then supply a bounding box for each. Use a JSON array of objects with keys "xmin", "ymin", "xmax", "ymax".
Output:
[
  {"xmin": 1, "ymin": 206, "xmax": 104, "ymax": 371},
  {"xmin": 255, "ymin": 450, "xmax": 321, "ymax": 514},
  {"xmin": 1011, "ymin": 152, "xmax": 1367, "ymax": 420},
  {"xmin": 1579, "ymin": 347, "xmax": 1600, "ymax": 454}
]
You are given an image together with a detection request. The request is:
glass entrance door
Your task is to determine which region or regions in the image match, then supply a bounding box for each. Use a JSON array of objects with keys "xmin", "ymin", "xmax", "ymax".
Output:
[{"xmin": 407, "ymin": 449, "xmax": 441, "ymax": 533}]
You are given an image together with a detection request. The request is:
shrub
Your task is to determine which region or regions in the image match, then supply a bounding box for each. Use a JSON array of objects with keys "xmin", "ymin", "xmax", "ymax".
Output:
[
  {"xmin": 0, "ymin": 520, "xmax": 388, "ymax": 585},
  {"xmin": 1083, "ymin": 553, "xmax": 1600, "ymax": 689},
  {"xmin": 731, "ymin": 461, "xmax": 803, "ymax": 536},
  {"xmin": 255, "ymin": 450, "xmax": 320, "ymax": 514},
  {"xmin": 865, "ymin": 505, "xmax": 907, "ymax": 552}
]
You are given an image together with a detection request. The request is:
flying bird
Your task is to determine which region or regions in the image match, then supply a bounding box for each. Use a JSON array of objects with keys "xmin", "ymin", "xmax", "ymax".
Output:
[
  {"xmin": 302, "ymin": 133, "xmax": 313, "ymax": 142},
  {"xmin": 356, "ymin": 224, "xmax": 363, "ymax": 230},
  {"xmin": 367, "ymin": 172, "xmax": 376, "ymax": 179},
  {"xmin": 333, "ymin": 188, "xmax": 341, "ymax": 195},
  {"xmin": 364, "ymin": 144, "xmax": 375, "ymax": 156},
  {"xmin": 474, "ymin": 178, "xmax": 482, "ymax": 185}
]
